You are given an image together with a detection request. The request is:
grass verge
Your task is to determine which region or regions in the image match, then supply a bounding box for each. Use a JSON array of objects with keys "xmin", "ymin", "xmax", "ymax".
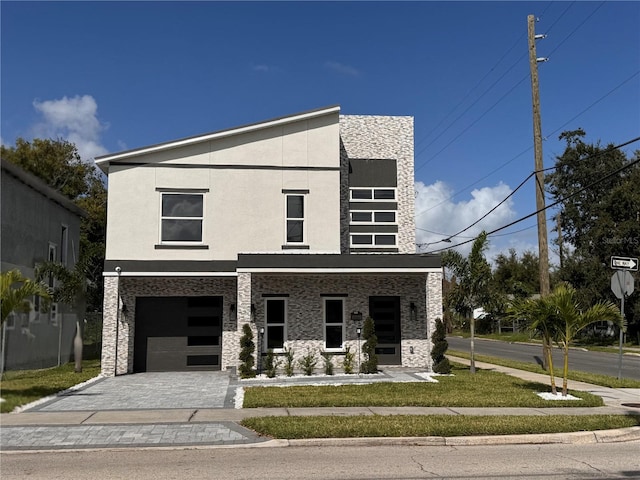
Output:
[
  {"xmin": 0, "ymin": 360, "xmax": 101, "ymax": 413},
  {"xmin": 243, "ymin": 365, "xmax": 603, "ymax": 408},
  {"xmin": 448, "ymin": 350, "xmax": 640, "ymax": 389},
  {"xmin": 242, "ymin": 414, "xmax": 640, "ymax": 439}
]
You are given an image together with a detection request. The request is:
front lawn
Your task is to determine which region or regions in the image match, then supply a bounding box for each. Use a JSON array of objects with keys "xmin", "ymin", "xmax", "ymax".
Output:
[
  {"xmin": 0, "ymin": 360, "xmax": 101, "ymax": 413},
  {"xmin": 242, "ymin": 414, "xmax": 640, "ymax": 439},
  {"xmin": 242, "ymin": 365, "xmax": 603, "ymax": 408}
]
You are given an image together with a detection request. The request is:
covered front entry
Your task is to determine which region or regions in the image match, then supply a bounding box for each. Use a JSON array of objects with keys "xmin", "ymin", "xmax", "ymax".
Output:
[
  {"xmin": 134, "ymin": 296, "xmax": 223, "ymax": 372},
  {"xmin": 369, "ymin": 296, "xmax": 401, "ymax": 365}
]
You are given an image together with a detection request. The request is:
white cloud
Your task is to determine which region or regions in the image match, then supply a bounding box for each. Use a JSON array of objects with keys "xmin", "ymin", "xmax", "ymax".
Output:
[
  {"xmin": 324, "ymin": 61, "xmax": 360, "ymax": 77},
  {"xmin": 31, "ymin": 95, "xmax": 108, "ymax": 161},
  {"xmin": 415, "ymin": 180, "xmax": 518, "ymax": 259}
]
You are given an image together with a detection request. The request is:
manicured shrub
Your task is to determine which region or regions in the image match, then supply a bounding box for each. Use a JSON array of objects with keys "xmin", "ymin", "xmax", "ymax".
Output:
[
  {"xmin": 264, "ymin": 349, "xmax": 280, "ymax": 378},
  {"xmin": 342, "ymin": 346, "xmax": 355, "ymax": 374},
  {"xmin": 431, "ymin": 317, "xmax": 451, "ymax": 374},
  {"xmin": 299, "ymin": 349, "xmax": 317, "ymax": 376},
  {"xmin": 361, "ymin": 316, "xmax": 378, "ymax": 374},
  {"xmin": 283, "ymin": 346, "xmax": 295, "ymax": 376},
  {"xmin": 321, "ymin": 352, "xmax": 334, "ymax": 375},
  {"xmin": 238, "ymin": 323, "xmax": 256, "ymax": 379}
]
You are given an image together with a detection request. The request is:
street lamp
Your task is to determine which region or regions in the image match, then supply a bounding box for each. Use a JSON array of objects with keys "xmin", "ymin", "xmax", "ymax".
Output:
[
  {"xmin": 258, "ymin": 327, "xmax": 265, "ymax": 376},
  {"xmin": 356, "ymin": 326, "xmax": 362, "ymax": 376}
]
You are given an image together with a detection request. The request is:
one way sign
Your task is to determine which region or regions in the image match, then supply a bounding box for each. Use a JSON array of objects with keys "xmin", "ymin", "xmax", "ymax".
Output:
[{"xmin": 611, "ymin": 256, "xmax": 639, "ymax": 271}]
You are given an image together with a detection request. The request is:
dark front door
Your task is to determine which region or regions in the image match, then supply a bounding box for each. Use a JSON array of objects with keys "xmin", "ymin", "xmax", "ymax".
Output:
[
  {"xmin": 134, "ymin": 296, "xmax": 222, "ymax": 372},
  {"xmin": 369, "ymin": 296, "xmax": 401, "ymax": 365}
]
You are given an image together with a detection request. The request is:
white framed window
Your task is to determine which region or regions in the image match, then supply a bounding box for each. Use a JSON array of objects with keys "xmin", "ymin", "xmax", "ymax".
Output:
[
  {"xmin": 350, "ymin": 234, "xmax": 397, "ymax": 247},
  {"xmin": 48, "ymin": 242, "xmax": 57, "ymax": 262},
  {"xmin": 60, "ymin": 224, "xmax": 69, "ymax": 265},
  {"xmin": 285, "ymin": 194, "xmax": 305, "ymax": 244},
  {"xmin": 323, "ymin": 298, "xmax": 345, "ymax": 351},
  {"xmin": 350, "ymin": 210, "xmax": 396, "ymax": 225},
  {"xmin": 160, "ymin": 192, "xmax": 204, "ymax": 243},
  {"xmin": 350, "ymin": 188, "xmax": 396, "ymax": 202},
  {"xmin": 265, "ymin": 298, "xmax": 287, "ymax": 352},
  {"xmin": 31, "ymin": 296, "xmax": 41, "ymax": 324},
  {"xmin": 50, "ymin": 302, "xmax": 58, "ymax": 326},
  {"xmin": 5, "ymin": 312, "xmax": 16, "ymax": 330}
]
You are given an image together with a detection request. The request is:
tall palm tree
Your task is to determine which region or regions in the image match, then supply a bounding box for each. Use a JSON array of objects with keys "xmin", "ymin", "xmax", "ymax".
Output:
[
  {"xmin": 443, "ymin": 231, "xmax": 492, "ymax": 374},
  {"xmin": 1, "ymin": 269, "xmax": 51, "ymax": 325},
  {"xmin": 546, "ymin": 283, "xmax": 622, "ymax": 396}
]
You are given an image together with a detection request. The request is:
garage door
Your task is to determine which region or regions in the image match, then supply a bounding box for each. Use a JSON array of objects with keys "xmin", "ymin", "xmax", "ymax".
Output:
[{"xmin": 134, "ymin": 296, "xmax": 222, "ymax": 372}]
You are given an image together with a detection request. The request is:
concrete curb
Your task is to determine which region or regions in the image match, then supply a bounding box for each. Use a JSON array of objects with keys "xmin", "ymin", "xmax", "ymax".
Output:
[{"xmin": 284, "ymin": 426, "xmax": 640, "ymax": 447}]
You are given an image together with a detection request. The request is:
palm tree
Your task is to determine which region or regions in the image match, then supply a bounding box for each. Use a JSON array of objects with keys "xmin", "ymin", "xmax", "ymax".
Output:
[
  {"xmin": 546, "ymin": 283, "xmax": 622, "ymax": 396},
  {"xmin": 442, "ymin": 231, "xmax": 492, "ymax": 374},
  {"xmin": 1, "ymin": 269, "xmax": 51, "ymax": 325},
  {"xmin": 508, "ymin": 294, "xmax": 558, "ymax": 394}
]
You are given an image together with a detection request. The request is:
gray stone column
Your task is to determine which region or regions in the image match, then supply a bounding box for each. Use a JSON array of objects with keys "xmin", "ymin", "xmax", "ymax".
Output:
[
  {"xmin": 425, "ymin": 270, "xmax": 444, "ymax": 371},
  {"xmin": 100, "ymin": 276, "xmax": 117, "ymax": 376}
]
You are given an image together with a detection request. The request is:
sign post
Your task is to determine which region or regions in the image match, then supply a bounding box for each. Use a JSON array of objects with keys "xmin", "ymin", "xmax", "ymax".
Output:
[{"xmin": 611, "ymin": 269, "xmax": 634, "ymax": 380}]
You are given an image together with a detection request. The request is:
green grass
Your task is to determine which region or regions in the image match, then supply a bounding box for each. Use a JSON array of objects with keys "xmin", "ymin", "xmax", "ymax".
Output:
[
  {"xmin": 448, "ymin": 350, "xmax": 640, "ymax": 388},
  {"xmin": 0, "ymin": 360, "xmax": 101, "ymax": 413},
  {"xmin": 243, "ymin": 365, "xmax": 603, "ymax": 408},
  {"xmin": 242, "ymin": 414, "xmax": 640, "ymax": 439}
]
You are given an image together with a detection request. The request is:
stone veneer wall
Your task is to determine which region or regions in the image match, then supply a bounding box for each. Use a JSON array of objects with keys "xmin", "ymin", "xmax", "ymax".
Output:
[
  {"xmin": 247, "ymin": 273, "xmax": 431, "ymax": 370},
  {"xmin": 101, "ymin": 276, "xmax": 237, "ymax": 376},
  {"xmin": 338, "ymin": 115, "xmax": 416, "ymax": 254}
]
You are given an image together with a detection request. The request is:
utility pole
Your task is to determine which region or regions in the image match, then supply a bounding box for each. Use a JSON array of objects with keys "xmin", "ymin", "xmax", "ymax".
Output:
[
  {"xmin": 557, "ymin": 212, "xmax": 564, "ymax": 270},
  {"xmin": 528, "ymin": 14, "xmax": 551, "ymax": 298},
  {"xmin": 528, "ymin": 14, "xmax": 551, "ymax": 372}
]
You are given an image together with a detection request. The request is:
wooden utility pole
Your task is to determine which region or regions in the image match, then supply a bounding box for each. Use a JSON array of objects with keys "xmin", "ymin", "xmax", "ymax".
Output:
[
  {"xmin": 528, "ymin": 14, "xmax": 551, "ymax": 372},
  {"xmin": 528, "ymin": 14, "xmax": 551, "ymax": 298},
  {"xmin": 557, "ymin": 212, "xmax": 564, "ymax": 270}
]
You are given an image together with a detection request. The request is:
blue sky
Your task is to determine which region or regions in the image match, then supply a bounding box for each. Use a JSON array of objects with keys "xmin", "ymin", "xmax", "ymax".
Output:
[{"xmin": 2, "ymin": 1, "xmax": 639, "ymax": 262}]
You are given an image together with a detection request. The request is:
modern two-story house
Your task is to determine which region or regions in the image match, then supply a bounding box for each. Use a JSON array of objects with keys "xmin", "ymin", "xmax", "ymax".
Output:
[
  {"xmin": 1, "ymin": 159, "xmax": 85, "ymax": 371},
  {"xmin": 96, "ymin": 106, "xmax": 442, "ymax": 376}
]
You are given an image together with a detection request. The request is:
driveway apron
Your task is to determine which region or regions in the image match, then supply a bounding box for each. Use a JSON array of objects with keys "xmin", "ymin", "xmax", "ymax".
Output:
[{"xmin": 27, "ymin": 371, "xmax": 236, "ymax": 412}]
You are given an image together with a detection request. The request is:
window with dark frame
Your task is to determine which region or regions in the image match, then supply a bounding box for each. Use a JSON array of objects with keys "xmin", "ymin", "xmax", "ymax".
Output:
[
  {"xmin": 265, "ymin": 298, "xmax": 287, "ymax": 351},
  {"xmin": 324, "ymin": 298, "xmax": 344, "ymax": 350},
  {"xmin": 161, "ymin": 193, "xmax": 204, "ymax": 243},
  {"xmin": 285, "ymin": 194, "xmax": 304, "ymax": 243}
]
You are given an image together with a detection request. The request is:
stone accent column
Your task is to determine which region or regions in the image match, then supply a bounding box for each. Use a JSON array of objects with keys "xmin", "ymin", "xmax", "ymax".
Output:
[
  {"xmin": 100, "ymin": 276, "xmax": 117, "ymax": 376},
  {"xmin": 227, "ymin": 271, "xmax": 253, "ymax": 372},
  {"xmin": 425, "ymin": 270, "xmax": 444, "ymax": 371}
]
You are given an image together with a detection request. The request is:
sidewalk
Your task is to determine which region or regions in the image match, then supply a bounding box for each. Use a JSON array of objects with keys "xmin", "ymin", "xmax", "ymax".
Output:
[{"xmin": 2, "ymin": 360, "xmax": 639, "ymax": 451}]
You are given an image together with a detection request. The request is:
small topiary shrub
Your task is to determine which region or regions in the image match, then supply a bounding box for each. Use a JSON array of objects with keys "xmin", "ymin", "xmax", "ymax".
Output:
[
  {"xmin": 361, "ymin": 316, "xmax": 378, "ymax": 374},
  {"xmin": 299, "ymin": 349, "xmax": 317, "ymax": 376},
  {"xmin": 342, "ymin": 346, "xmax": 355, "ymax": 374},
  {"xmin": 321, "ymin": 352, "xmax": 334, "ymax": 375},
  {"xmin": 283, "ymin": 346, "xmax": 295, "ymax": 376},
  {"xmin": 238, "ymin": 323, "xmax": 256, "ymax": 379},
  {"xmin": 431, "ymin": 317, "xmax": 451, "ymax": 374},
  {"xmin": 264, "ymin": 349, "xmax": 280, "ymax": 378}
]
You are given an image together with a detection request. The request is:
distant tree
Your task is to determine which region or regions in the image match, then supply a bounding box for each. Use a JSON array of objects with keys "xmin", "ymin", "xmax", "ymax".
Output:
[
  {"xmin": 546, "ymin": 131, "xmax": 639, "ymax": 342},
  {"xmin": 442, "ymin": 231, "xmax": 492, "ymax": 373},
  {"xmin": 431, "ymin": 318, "xmax": 451, "ymax": 374},
  {"xmin": 1, "ymin": 138, "xmax": 107, "ymax": 312},
  {"xmin": 361, "ymin": 316, "xmax": 378, "ymax": 374}
]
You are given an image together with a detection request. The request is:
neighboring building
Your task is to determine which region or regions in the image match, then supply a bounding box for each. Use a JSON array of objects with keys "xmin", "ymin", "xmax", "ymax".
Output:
[
  {"xmin": 1, "ymin": 159, "xmax": 85, "ymax": 370},
  {"xmin": 96, "ymin": 106, "xmax": 442, "ymax": 376}
]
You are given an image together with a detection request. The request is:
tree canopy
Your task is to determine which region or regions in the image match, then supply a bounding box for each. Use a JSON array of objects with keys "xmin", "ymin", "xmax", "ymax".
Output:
[{"xmin": 1, "ymin": 138, "xmax": 107, "ymax": 312}]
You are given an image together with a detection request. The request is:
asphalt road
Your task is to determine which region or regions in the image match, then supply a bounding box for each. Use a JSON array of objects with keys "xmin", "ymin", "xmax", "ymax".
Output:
[
  {"xmin": 2, "ymin": 443, "xmax": 639, "ymax": 479},
  {"xmin": 447, "ymin": 336, "xmax": 640, "ymax": 380}
]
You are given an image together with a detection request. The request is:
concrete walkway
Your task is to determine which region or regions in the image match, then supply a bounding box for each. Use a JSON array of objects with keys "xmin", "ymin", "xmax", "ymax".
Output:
[{"xmin": 1, "ymin": 360, "xmax": 639, "ymax": 451}]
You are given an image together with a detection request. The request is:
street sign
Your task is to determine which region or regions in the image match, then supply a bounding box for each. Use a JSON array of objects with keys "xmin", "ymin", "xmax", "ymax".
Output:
[
  {"xmin": 611, "ymin": 270, "xmax": 634, "ymax": 300},
  {"xmin": 611, "ymin": 256, "xmax": 638, "ymax": 271}
]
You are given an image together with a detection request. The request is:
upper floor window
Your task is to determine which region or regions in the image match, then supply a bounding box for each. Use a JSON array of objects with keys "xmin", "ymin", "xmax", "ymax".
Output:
[
  {"xmin": 161, "ymin": 193, "xmax": 204, "ymax": 243},
  {"xmin": 285, "ymin": 194, "xmax": 305, "ymax": 244},
  {"xmin": 350, "ymin": 188, "xmax": 396, "ymax": 201},
  {"xmin": 60, "ymin": 225, "xmax": 69, "ymax": 265},
  {"xmin": 350, "ymin": 211, "xmax": 396, "ymax": 224}
]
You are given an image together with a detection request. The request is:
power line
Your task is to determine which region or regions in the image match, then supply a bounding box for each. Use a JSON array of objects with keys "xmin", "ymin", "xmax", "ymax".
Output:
[{"xmin": 423, "ymin": 144, "xmax": 640, "ymax": 254}]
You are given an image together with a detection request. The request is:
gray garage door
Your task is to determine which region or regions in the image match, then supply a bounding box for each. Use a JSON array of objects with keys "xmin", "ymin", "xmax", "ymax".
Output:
[{"xmin": 134, "ymin": 296, "xmax": 222, "ymax": 372}]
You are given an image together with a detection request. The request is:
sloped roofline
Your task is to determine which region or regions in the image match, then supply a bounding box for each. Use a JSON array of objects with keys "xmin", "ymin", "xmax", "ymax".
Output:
[
  {"xmin": 95, "ymin": 105, "xmax": 341, "ymax": 170},
  {"xmin": 1, "ymin": 159, "xmax": 87, "ymax": 218}
]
